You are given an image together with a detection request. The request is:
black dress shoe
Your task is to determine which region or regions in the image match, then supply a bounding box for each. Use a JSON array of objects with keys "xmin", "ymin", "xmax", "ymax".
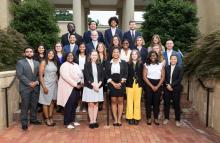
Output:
[
  {"xmin": 134, "ymin": 120, "xmax": 139, "ymax": 125},
  {"xmin": 30, "ymin": 120, "xmax": 42, "ymax": 125},
  {"xmin": 117, "ymin": 123, "xmax": 122, "ymax": 126},
  {"xmin": 128, "ymin": 119, "xmax": 133, "ymax": 125},
  {"xmin": 89, "ymin": 123, "xmax": 95, "ymax": 129},
  {"xmin": 22, "ymin": 125, "xmax": 28, "ymax": 131},
  {"xmin": 113, "ymin": 123, "xmax": 118, "ymax": 126},
  {"xmin": 94, "ymin": 123, "xmax": 99, "ymax": 128}
]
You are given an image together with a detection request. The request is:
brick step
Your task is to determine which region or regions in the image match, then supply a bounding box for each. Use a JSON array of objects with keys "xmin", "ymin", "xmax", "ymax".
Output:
[{"xmin": 13, "ymin": 105, "xmax": 197, "ymax": 122}]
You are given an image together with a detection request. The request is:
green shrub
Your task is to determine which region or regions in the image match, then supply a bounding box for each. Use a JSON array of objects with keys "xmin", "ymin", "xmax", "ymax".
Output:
[
  {"xmin": 141, "ymin": 0, "xmax": 198, "ymax": 52},
  {"xmin": 0, "ymin": 28, "xmax": 29, "ymax": 71},
  {"xmin": 10, "ymin": 0, "xmax": 60, "ymax": 49},
  {"xmin": 184, "ymin": 31, "xmax": 220, "ymax": 79}
]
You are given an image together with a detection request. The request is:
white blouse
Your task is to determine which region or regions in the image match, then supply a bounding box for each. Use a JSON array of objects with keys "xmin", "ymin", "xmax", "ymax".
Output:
[
  {"xmin": 145, "ymin": 63, "xmax": 163, "ymax": 80},
  {"xmin": 120, "ymin": 49, "xmax": 131, "ymax": 62},
  {"xmin": 78, "ymin": 55, "xmax": 86, "ymax": 70}
]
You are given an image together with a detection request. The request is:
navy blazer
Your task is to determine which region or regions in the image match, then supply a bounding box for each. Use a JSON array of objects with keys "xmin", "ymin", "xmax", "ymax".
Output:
[
  {"xmin": 85, "ymin": 42, "xmax": 96, "ymax": 54},
  {"xmin": 123, "ymin": 30, "xmax": 141, "ymax": 50},
  {"xmin": 136, "ymin": 47, "xmax": 148, "ymax": 64},
  {"xmin": 163, "ymin": 50, "xmax": 182, "ymax": 66},
  {"xmin": 126, "ymin": 62, "xmax": 144, "ymax": 87},
  {"xmin": 61, "ymin": 32, "xmax": 83, "ymax": 47},
  {"xmin": 104, "ymin": 28, "xmax": 123, "ymax": 49},
  {"xmin": 83, "ymin": 62, "xmax": 104, "ymax": 89},
  {"xmin": 63, "ymin": 44, "xmax": 79, "ymax": 56},
  {"xmin": 83, "ymin": 31, "xmax": 104, "ymax": 44},
  {"xmin": 164, "ymin": 65, "xmax": 183, "ymax": 88}
]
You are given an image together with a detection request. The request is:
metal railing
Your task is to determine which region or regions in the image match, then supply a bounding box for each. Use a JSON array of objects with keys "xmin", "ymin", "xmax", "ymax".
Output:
[{"xmin": 1, "ymin": 76, "xmax": 16, "ymax": 128}]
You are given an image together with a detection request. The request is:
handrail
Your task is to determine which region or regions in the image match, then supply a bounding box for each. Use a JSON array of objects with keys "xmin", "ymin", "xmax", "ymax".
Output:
[
  {"xmin": 197, "ymin": 78, "xmax": 214, "ymax": 128},
  {"xmin": 2, "ymin": 76, "xmax": 17, "ymax": 128}
]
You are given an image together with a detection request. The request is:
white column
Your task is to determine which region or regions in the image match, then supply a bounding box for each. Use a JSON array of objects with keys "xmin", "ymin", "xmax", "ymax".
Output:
[
  {"xmin": 0, "ymin": 0, "xmax": 11, "ymax": 29},
  {"xmin": 122, "ymin": 0, "xmax": 134, "ymax": 31},
  {"xmin": 73, "ymin": 0, "xmax": 82, "ymax": 35},
  {"xmin": 84, "ymin": 9, "xmax": 90, "ymax": 31}
]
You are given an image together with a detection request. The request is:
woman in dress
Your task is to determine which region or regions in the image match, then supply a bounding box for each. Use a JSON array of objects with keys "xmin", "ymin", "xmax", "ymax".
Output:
[
  {"xmin": 120, "ymin": 39, "xmax": 131, "ymax": 62},
  {"xmin": 39, "ymin": 50, "xmax": 58, "ymax": 126},
  {"xmin": 96, "ymin": 42, "xmax": 108, "ymax": 111},
  {"xmin": 82, "ymin": 50, "xmax": 104, "ymax": 129},
  {"xmin": 57, "ymin": 52, "xmax": 84, "ymax": 129},
  {"xmin": 33, "ymin": 44, "xmax": 46, "ymax": 62},
  {"xmin": 143, "ymin": 51, "xmax": 165, "ymax": 125},
  {"xmin": 105, "ymin": 47, "xmax": 128, "ymax": 126},
  {"xmin": 126, "ymin": 50, "xmax": 143, "ymax": 125}
]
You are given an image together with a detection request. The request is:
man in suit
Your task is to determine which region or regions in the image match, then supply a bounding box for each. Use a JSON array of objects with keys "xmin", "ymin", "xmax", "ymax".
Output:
[
  {"xmin": 83, "ymin": 21, "xmax": 104, "ymax": 44},
  {"xmin": 163, "ymin": 54, "xmax": 183, "ymax": 127},
  {"xmin": 61, "ymin": 22, "xmax": 83, "ymax": 47},
  {"xmin": 104, "ymin": 16, "xmax": 123, "ymax": 49},
  {"xmin": 16, "ymin": 47, "xmax": 41, "ymax": 131},
  {"xmin": 86, "ymin": 31, "xmax": 99, "ymax": 54},
  {"xmin": 63, "ymin": 34, "xmax": 78, "ymax": 56},
  {"xmin": 123, "ymin": 20, "xmax": 141, "ymax": 50},
  {"xmin": 163, "ymin": 39, "xmax": 182, "ymax": 66}
]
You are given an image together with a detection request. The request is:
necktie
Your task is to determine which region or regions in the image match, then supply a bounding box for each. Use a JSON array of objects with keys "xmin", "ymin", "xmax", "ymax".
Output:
[{"xmin": 131, "ymin": 31, "xmax": 135, "ymax": 41}]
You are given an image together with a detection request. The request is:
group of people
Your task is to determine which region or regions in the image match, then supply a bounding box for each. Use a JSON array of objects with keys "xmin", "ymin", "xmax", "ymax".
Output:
[{"xmin": 16, "ymin": 16, "xmax": 183, "ymax": 131}]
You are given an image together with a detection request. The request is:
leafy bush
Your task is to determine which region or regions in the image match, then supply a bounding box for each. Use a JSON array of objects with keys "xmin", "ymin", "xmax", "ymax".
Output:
[
  {"xmin": 141, "ymin": 0, "xmax": 198, "ymax": 52},
  {"xmin": 0, "ymin": 28, "xmax": 29, "ymax": 71},
  {"xmin": 184, "ymin": 31, "xmax": 220, "ymax": 79},
  {"xmin": 10, "ymin": 0, "xmax": 60, "ymax": 49}
]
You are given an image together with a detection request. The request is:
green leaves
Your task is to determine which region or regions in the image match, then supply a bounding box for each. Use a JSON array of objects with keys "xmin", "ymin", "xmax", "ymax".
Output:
[
  {"xmin": 184, "ymin": 31, "xmax": 220, "ymax": 79},
  {"xmin": 10, "ymin": 0, "xmax": 60, "ymax": 49},
  {"xmin": 141, "ymin": 0, "xmax": 198, "ymax": 52},
  {"xmin": 0, "ymin": 28, "xmax": 28, "ymax": 71}
]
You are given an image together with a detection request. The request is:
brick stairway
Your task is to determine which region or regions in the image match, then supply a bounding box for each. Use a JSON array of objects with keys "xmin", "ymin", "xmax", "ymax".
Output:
[{"xmin": 13, "ymin": 93, "xmax": 197, "ymax": 122}]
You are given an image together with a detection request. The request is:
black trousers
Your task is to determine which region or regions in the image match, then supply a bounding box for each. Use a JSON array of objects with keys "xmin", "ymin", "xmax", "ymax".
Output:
[
  {"xmin": 64, "ymin": 88, "xmax": 80, "ymax": 125},
  {"xmin": 20, "ymin": 90, "xmax": 39, "ymax": 126},
  {"xmin": 145, "ymin": 79, "xmax": 161, "ymax": 120},
  {"xmin": 163, "ymin": 86, "xmax": 181, "ymax": 121}
]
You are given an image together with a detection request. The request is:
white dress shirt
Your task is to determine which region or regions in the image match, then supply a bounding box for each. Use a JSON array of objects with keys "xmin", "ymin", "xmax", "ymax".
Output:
[
  {"xmin": 70, "ymin": 44, "xmax": 75, "ymax": 52},
  {"xmin": 167, "ymin": 50, "xmax": 173, "ymax": 65},
  {"xmin": 78, "ymin": 55, "xmax": 86, "ymax": 70},
  {"xmin": 26, "ymin": 58, "xmax": 34, "ymax": 73},
  {"xmin": 92, "ymin": 40, "xmax": 98, "ymax": 48},
  {"xmin": 111, "ymin": 27, "xmax": 116, "ymax": 36},
  {"xmin": 170, "ymin": 65, "xmax": 175, "ymax": 84}
]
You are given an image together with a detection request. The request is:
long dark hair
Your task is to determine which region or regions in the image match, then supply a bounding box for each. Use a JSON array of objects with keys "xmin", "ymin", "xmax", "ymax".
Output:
[
  {"xmin": 76, "ymin": 43, "xmax": 87, "ymax": 56},
  {"xmin": 146, "ymin": 51, "xmax": 159, "ymax": 65},
  {"xmin": 34, "ymin": 44, "xmax": 46, "ymax": 61},
  {"xmin": 44, "ymin": 49, "xmax": 57, "ymax": 66},
  {"xmin": 128, "ymin": 49, "xmax": 142, "ymax": 64},
  {"xmin": 110, "ymin": 35, "xmax": 122, "ymax": 49},
  {"xmin": 64, "ymin": 52, "xmax": 75, "ymax": 63}
]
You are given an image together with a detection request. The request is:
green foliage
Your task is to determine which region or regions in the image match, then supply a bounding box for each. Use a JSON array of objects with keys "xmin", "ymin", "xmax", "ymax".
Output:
[
  {"xmin": 10, "ymin": 0, "xmax": 60, "ymax": 49},
  {"xmin": 0, "ymin": 28, "xmax": 29, "ymax": 71},
  {"xmin": 141, "ymin": 0, "xmax": 198, "ymax": 52},
  {"xmin": 55, "ymin": 10, "xmax": 73, "ymax": 21},
  {"xmin": 184, "ymin": 31, "xmax": 220, "ymax": 79}
]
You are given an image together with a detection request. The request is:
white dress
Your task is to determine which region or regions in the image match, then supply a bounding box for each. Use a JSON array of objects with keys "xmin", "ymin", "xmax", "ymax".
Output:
[{"xmin": 82, "ymin": 63, "xmax": 104, "ymax": 102}]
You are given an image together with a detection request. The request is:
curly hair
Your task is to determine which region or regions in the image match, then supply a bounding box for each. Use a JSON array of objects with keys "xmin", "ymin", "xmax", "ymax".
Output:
[{"xmin": 108, "ymin": 16, "xmax": 119, "ymax": 26}]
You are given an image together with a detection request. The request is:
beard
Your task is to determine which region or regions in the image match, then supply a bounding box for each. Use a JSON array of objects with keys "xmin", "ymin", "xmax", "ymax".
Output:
[{"xmin": 26, "ymin": 55, "xmax": 33, "ymax": 59}]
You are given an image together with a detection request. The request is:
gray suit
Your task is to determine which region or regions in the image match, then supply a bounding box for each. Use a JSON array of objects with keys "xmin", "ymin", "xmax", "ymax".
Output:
[{"xmin": 16, "ymin": 58, "xmax": 40, "ymax": 126}]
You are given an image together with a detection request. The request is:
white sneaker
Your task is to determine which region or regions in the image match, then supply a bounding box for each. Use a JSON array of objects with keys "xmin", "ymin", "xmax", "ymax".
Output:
[
  {"xmin": 76, "ymin": 106, "xmax": 80, "ymax": 112},
  {"xmin": 67, "ymin": 124, "xmax": 75, "ymax": 129},
  {"xmin": 163, "ymin": 119, "xmax": 169, "ymax": 125},
  {"xmin": 82, "ymin": 108, "xmax": 87, "ymax": 112},
  {"xmin": 176, "ymin": 121, "xmax": 181, "ymax": 127},
  {"xmin": 73, "ymin": 122, "xmax": 80, "ymax": 126}
]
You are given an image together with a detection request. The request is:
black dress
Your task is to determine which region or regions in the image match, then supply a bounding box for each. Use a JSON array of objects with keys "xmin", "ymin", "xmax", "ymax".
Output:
[{"xmin": 105, "ymin": 60, "xmax": 128, "ymax": 97}]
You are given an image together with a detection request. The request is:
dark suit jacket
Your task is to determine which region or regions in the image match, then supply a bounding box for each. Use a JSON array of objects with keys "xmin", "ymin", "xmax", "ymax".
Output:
[
  {"xmin": 126, "ymin": 62, "xmax": 144, "ymax": 87},
  {"xmin": 164, "ymin": 65, "xmax": 183, "ymax": 88},
  {"xmin": 83, "ymin": 31, "xmax": 104, "ymax": 44},
  {"xmin": 136, "ymin": 47, "xmax": 148, "ymax": 64},
  {"xmin": 105, "ymin": 60, "xmax": 128, "ymax": 82},
  {"xmin": 85, "ymin": 42, "xmax": 96, "ymax": 54},
  {"xmin": 104, "ymin": 28, "xmax": 123, "ymax": 49},
  {"xmin": 61, "ymin": 32, "xmax": 83, "ymax": 47},
  {"xmin": 163, "ymin": 50, "xmax": 182, "ymax": 67},
  {"xmin": 123, "ymin": 30, "xmax": 141, "ymax": 50},
  {"xmin": 83, "ymin": 62, "xmax": 103, "ymax": 89},
  {"xmin": 63, "ymin": 44, "xmax": 78, "ymax": 56},
  {"xmin": 16, "ymin": 59, "xmax": 40, "ymax": 94}
]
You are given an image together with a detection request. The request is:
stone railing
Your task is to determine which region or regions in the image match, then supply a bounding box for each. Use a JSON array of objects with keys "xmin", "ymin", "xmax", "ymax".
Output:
[
  {"xmin": 0, "ymin": 71, "xmax": 20, "ymax": 130},
  {"xmin": 186, "ymin": 76, "xmax": 220, "ymax": 133}
]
